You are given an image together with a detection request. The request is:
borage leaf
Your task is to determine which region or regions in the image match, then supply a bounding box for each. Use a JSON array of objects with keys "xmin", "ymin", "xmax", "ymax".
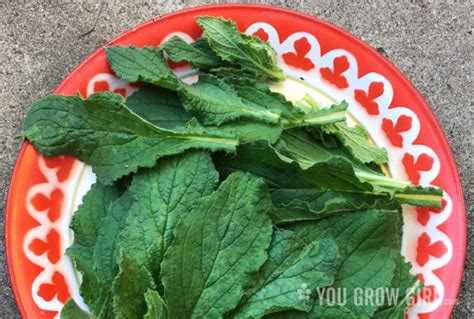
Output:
[
  {"xmin": 232, "ymin": 230, "xmax": 340, "ymax": 318},
  {"xmin": 126, "ymin": 84, "xmax": 192, "ymax": 130},
  {"xmin": 214, "ymin": 142, "xmax": 415, "ymax": 224},
  {"xmin": 144, "ymin": 290, "xmax": 167, "ymax": 319},
  {"xmin": 161, "ymin": 172, "xmax": 273, "ymax": 319},
  {"xmin": 106, "ymin": 46, "xmax": 181, "ymax": 90},
  {"xmin": 127, "ymin": 84, "xmax": 282, "ymax": 144},
  {"xmin": 105, "ymin": 47, "xmax": 344, "ymax": 130},
  {"xmin": 23, "ymin": 92, "xmax": 238, "ymax": 184},
  {"xmin": 67, "ymin": 183, "xmax": 133, "ymax": 317},
  {"xmin": 302, "ymin": 95, "xmax": 388, "ymax": 164},
  {"xmin": 270, "ymin": 188, "xmax": 401, "ymax": 225},
  {"xmin": 112, "ymin": 252, "xmax": 156, "ymax": 319},
  {"xmin": 119, "ymin": 151, "xmax": 218, "ymax": 280},
  {"xmin": 266, "ymin": 301, "xmax": 355, "ymax": 319},
  {"xmin": 161, "ymin": 36, "xmax": 221, "ymax": 69},
  {"xmin": 214, "ymin": 141, "xmax": 374, "ymax": 193},
  {"xmin": 287, "ymin": 210, "xmax": 404, "ymax": 318},
  {"xmin": 180, "ymin": 76, "xmax": 345, "ymax": 134},
  {"xmin": 196, "ymin": 16, "xmax": 285, "ymax": 81},
  {"xmin": 223, "ymin": 77, "xmax": 299, "ymax": 121},
  {"xmin": 374, "ymin": 258, "xmax": 421, "ymax": 319},
  {"xmin": 271, "ymin": 129, "xmax": 442, "ymax": 207},
  {"xmin": 179, "ymin": 75, "xmax": 281, "ymax": 125},
  {"xmin": 60, "ymin": 299, "xmax": 91, "ymax": 319},
  {"xmin": 321, "ymin": 123, "xmax": 388, "ymax": 164}
]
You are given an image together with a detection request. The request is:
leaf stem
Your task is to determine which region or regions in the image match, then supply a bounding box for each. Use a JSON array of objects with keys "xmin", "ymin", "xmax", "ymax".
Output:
[
  {"xmin": 283, "ymin": 106, "xmax": 347, "ymax": 129},
  {"xmin": 354, "ymin": 171, "xmax": 411, "ymax": 190},
  {"xmin": 185, "ymin": 135, "xmax": 240, "ymax": 147},
  {"xmin": 242, "ymin": 108, "xmax": 281, "ymax": 123},
  {"xmin": 356, "ymin": 170, "xmax": 442, "ymax": 207},
  {"xmin": 393, "ymin": 193, "xmax": 443, "ymax": 208},
  {"xmin": 266, "ymin": 69, "xmax": 286, "ymax": 82},
  {"xmin": 302, "ymin": 109, "xmax": 347, "ymax": 125},
  {"xmin": 303, "ymin": 94, "xmax": 324, "ymax": 111}
]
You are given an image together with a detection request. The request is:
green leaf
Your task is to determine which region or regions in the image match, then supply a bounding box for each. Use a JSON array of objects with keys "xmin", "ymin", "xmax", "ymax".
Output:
[
  {"xmin": 66, "ymin": 183, "xmax": 120, "ymax": 313},
  {"xmin": 161, "ymin": 172, "xmax": 273, "ymax": 319},
  {"xmin": 321, "ymin": 123, "xmax": 388, "ymax": 164},
  {"xmin": 270, "ymin": 188, "xmax": 401, "ymax": 225},
  {"xmin": 180, "ymin": 75, "xmax": 281, "ymax": 125},
  {"xmin": 196, "ymin": 16, "xmax": 285, "ymax": 81},
  {"xmin": 23, "ymin": 92, "xmax": 238, "ymax": 184},
  {"xmin": 192, "ymin": 37, "xmax": 223, "ymax": 62},
  {"xmin": 144, "ymin": 290, "xmax": 167, "ymax": 319},
  {"xmin": 105, "ymin": 48, "xmax": 341, "ymax": 130},
  {"xmin": 270, "ymin": 129, "xmax": 442, "ymax": 207},
  {"xmin": 112, "ymin": 252, "xmax": 156, "ymax": 319},
  {"xmin": 310, "ymin": 303, "xmax": 357, "ymax": 318},
  {"xmin": 214, "ymin": 141, "xmax": 374, "ymax": 194},
  {"xmin": 119, "ymin": 151, "xmax": 218, "ymax": 280},
  {"xmin": 60, "ymin": 299, "xmax": 91, "ymax": 319},
  {"xmin": 126, "ymin": 84, "xmax": 282, "ymax": 144},
  {"xmin": 66, "ymin": 182, "xmax": 128, "ymax": 317},
  {"xmin": 68, "ymin": 183, "xmax": 121, "ymax": 266},
  {"xmin": 289, "ymin": 210, "xmax": 403, "ymax": 317},
  {"xmin": 376, "ymin": 282, "xmax": 421, "ymax": 319},
  {"xmin": 226, "ymin": 78, "xmax": 348, "ymax": 129},
  {"xmin": 232, "ymin": 230, "xmax": 340, "ymax": 318},
  {"xmin": 217, "ymin": 146, "xmax": 403, "ymax": 225},
  {"xmin": 231, "ymin": 79, "xmax": 347, "ymax": 129},
  {"xmin": 92, "ymin": 193, "xmax": 134, "ymax": 285},
  {"xmin": 126, "ymin": 84, "xmax": 192, "ymax": 129},
  {"xmin": 161, "ymin": 36, "xmax": 221, "ymax": 69},
  {"xmin": 266, "ymin": 302, "xmax": 355, "ymax": 319},
  {"xmin": 393, "ymin": 185, "xmax": 443, "ymax": 209},
  {"xmin": 374, "ymin": 259, "xmax": 420, "ymax": 319},
  {"xmin": 271, "ymin": 129, "xmax": 383, "ymax": 177},
  {"xmin": 210, "ymin": 65, "xmax": 273, "ymax": 81},
  {"xmin": 224, "ymin": 78, "xmax": 300, "ymax": 122},
  {"xmin": 179, "ymin": 75, "xmax": 342, "ymax": 142},
  {"xmin": 302, "ymin": 95, "xmax": 388, "ymax": 164},
  {"xmin": 221, "ymin": 120, "xmax": 283, "ymax": 144},
  {"xmin": 272, "ymin": 129, "xmax": 353, "ymax": 169},
  {"xmin": 286, "ymin": 103, "xmax": 349, "ymax": 128},
  {"xmin": 309, "ymin": 124, "xmax": 340, "ymax": 149},
  {"xmin": 374, "ymin": 213, "xmax": 418, "ymax": 319},
  {"xmin": 106, "ymin": 46, "xmax": 181, "ymax": 90}
]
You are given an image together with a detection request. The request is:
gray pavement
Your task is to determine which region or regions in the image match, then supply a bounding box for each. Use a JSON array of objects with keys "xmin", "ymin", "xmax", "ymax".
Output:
[{"xmin": 1, "ymin": 1, "xmax": 472, "ymax": 318}]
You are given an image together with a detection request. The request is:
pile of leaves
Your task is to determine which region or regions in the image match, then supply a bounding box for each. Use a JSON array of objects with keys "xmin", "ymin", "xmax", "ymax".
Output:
[{"xmin": 23, "ymin": 16, "xmax": 442, "ymax": 319}]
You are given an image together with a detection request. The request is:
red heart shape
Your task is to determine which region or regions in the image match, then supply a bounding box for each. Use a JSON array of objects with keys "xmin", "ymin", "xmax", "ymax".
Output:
[
  {"xmin": 320, "ymin": 55, "xmax": 349, "ymax": 88},
  {"xmin": 37, "ymin": 272, "xmax": 70, "ymax": 303},
  {"xmin": 44, "ymin": 156, "xmax": 76, "ymax": 182},
  {"xmin": 30, "ymin": 188, "xmax": 64, "ymax": 222},
  {"xmin": 354, "ymin": 82, "xmax": 384, "ymax": 115},
  {"xmin": 282, "ymin": 37, "xmax": 315, "ymax": 71},
  {"xmin": 402, "ymin": 153, "xmax": 434, "ymax": 184},
  {"xmin": 29, "ymin": 229, "xmax": 61, "ymax": 264},
  {"xmin": 252, "ymin": 28, "xmax": 269, "ymax": 42},
  {"xmin": 416, "ymin": 232, "xmax": 448, "ymax": 266},
  {"xmin": 382, "ymin": 115, "xmax": 412, "ymax": 147}
]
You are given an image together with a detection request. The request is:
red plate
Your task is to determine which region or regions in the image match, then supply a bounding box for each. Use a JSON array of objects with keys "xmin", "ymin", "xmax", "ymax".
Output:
[{"xmin": 5, "ymin": 4, "xmax": 466, "ymax": 318}]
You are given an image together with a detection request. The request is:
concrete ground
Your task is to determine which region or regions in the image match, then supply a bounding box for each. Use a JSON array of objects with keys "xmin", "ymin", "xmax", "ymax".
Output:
[{"xmin": 1, "ymin": 1, "xmax": 472, "ymax": 318}]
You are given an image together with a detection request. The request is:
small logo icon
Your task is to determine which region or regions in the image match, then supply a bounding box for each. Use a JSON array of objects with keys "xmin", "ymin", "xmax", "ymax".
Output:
[{"xmin": 297, "ymin": 283, "xmax": 311, "ymax": 304}]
